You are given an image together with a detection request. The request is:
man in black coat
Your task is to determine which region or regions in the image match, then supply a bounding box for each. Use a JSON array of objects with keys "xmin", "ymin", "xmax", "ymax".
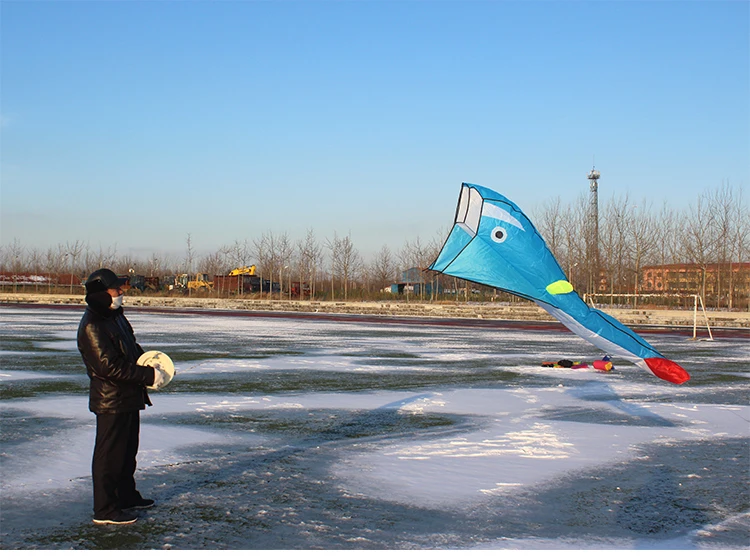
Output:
[{"xmin": 77, "ymin": 268, "xmax": 169, "ymax": 525}]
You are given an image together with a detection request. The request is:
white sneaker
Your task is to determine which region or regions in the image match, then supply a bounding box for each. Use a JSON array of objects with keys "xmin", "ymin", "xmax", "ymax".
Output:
[{"xmin": 92, "ymin": 511, "xmax": 137, "ymax": 525}]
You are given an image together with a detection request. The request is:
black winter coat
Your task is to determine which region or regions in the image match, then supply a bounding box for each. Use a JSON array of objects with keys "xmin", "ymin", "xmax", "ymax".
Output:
[{"xmin": 77, "ymin": 298, "xmax": 155, "ymax": 414}]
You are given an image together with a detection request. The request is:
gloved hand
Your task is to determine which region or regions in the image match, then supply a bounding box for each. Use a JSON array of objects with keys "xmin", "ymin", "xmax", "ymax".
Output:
[{"xmin": 151, "ymin": 365, "xmax": 170, "ymax": 390}]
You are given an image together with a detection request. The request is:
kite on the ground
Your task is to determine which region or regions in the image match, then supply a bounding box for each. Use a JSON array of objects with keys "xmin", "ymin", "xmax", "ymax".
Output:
[{"xmin": 428, "ymin": 183, "xmax": 690, "ymax": 384}]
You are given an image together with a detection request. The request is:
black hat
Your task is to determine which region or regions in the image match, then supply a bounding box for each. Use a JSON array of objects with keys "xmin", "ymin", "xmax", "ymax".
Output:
[{"xmin": 85, "ymin": 268, "xmax": 126, "ymax": 295}]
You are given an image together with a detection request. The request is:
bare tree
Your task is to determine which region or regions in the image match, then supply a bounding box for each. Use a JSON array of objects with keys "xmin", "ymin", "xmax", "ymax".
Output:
[
  {"xmin": 600, "ymin": 194, "xmax": 637, "ymax": 297},
  {"xmin": 5, "ymin": 238, "xmax": 25, "ymax": 292},
  {"xmin": 731, "ymin": 187, "xmax": 749, "ymax": 309},
  {"xmin": 396, "ymin": 240, "xmax": 413, "ymax": 301},
  {"xmin": 43, "ymin": 246, "xmax": 64, "ymax": 293},
  {"xmin": 199, "ymin": 249, "xmax": 229, "ymax": 287},
  {"xmin": 599, "ymin": 198, "xmax": 619, "ymax": 301},
  {"xmin": 681, "ymin": 192, "xmax": 718, "ymax": 304},
  {"xmin": 326, "ymin": 232, "xmax": 361, "ymax": 300},
  {"xmin": 534, "ymin": 196, "xmax": 564, "ymax": 262},
  {"xmin": 558, "ymin": 197, "xmax": 588, "ymax": 294},
  {"xmin": 707, "ymin": 182, "xmax": 745, "ymax": 308},
  {"xmin": 276, "ymin": 232, "xmax": 294, "ymax": 299},
  {"xmin": 706, "ymin": 183, "xmax": 749, "ymax": 309},
  {"xmin": 298, "ymin": 228, "xmax": 323, "ymax": 300},
  {"xmin": 147, "ymin": 253, "xmax": 162, "ymax": 277},
  {"xmin": 227, "ymin": 240, "xmax": 252, "ymax": 270},
  {"xmin": 224, "ymin": 240, "xmax": 252, "ymax": 295},
  {"xmin": 368, "ymin": 245, "xmax": 397, "ymax": 295},
  {"xmin": 85, "ymin": 243, "xmax": 118, "ymax": 273},
  {"xmin": 627, "ymin": 199, "xmax": 660, "ymax": 306},
  {"xmin": 651, "ymin": 201, "xmax": 679, "ymax": 293},
  {"xmin": 27, "ymin": 247, "xmax": 44, "ymax": 292},
  {"xmin": 403, "ymin": 237, "xmax": 434, "ymax": 300},
  {"xmin": 325, "ymin": 234, "xmax": 340, "ymax": 300},
  {"xmin": 253, "ymin": 231, "xmax": 280, "ymax": 298},
  {"xmin": 185, "ymin": 234, "xmax": 195, "ymax": 296},
  {"xmin": 421, "ymin": 227, "xmax": 452, "ymax": 301},
  {"xmin": 340, "ymin": 234, "xmax": 363, "ymax": 300},
  {"xmin": 64, "ymin": 240, "xmax": 85, "ymax": 294}
]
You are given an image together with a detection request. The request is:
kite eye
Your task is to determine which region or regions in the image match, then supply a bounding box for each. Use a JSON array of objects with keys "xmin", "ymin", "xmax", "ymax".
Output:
[{"xmin": 491, "ymin": 226, "xmax": 508, "ymax": 244}]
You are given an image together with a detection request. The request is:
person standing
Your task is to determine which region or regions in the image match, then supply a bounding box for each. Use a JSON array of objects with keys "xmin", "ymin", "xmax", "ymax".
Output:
[{"xmin": 77, "ymin": 268, "xmax": 169, "ymax": 525}]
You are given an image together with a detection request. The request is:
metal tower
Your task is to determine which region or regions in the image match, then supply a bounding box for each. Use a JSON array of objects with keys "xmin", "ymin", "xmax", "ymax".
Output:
[
  {"xmin": 587, "ymin": 167, "xmax": 601, "ymax": 294},
  {"xmin": 587, "ymin": 167, "xmax": 600, "ymax": 243}
]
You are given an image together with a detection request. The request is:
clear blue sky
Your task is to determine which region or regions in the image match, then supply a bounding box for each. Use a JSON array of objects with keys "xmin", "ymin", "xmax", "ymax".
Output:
[{"xmin": 2, "ymin": 0, "xmax": 748, "ymax": 262}]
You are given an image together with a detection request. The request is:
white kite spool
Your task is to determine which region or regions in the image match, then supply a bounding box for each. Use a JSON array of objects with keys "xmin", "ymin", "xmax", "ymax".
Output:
[{"xmin": 138, "ymin": 350, "xmax": 175, "ymax": 390}]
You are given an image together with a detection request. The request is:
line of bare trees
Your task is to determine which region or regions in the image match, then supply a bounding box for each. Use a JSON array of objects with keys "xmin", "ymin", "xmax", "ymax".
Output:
[
  {"xmin": 535, "ymin": 182, "xmax": 748, "ymax": 308},
  {"xmin": 186, "ymin": 229, "xmax": 446, "ymax": 301},
  {"xmin": 2, "ymin": 183, "xmax": 747, "ymax": 308}
]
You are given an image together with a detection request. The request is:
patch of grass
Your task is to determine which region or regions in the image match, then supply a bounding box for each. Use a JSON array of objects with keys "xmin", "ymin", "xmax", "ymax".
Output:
[
  {"xmin": 165, "ymin": 349, "xmax": 308, "ymax": 362},
  {"xmin": 0, "ymin": 380, "xmax": 87, "ymax": 400},
  {"xmin": 156, "ymin": 408, "xmax": 462, "ymax": 444}
]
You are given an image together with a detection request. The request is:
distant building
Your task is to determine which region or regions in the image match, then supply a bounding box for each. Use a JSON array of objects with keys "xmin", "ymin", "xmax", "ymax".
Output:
[
  {"xmin": 0, "ymin": 272, "xmax": 81, "ymax": 287},
  {"xmin": 390, "ymin": 267, "xmax": 445, "ymax": 297},
  {"xmin": 400, "ymin": 267, "xmax": 423, "ymax": 284},
  {"xmin": 641, "ymin": 262, "xmax": 750, "ymax": 308}
]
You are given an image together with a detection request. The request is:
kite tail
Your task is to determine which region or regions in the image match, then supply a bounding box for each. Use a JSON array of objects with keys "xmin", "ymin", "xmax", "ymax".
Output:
[{"xmin": 643, "ymin": 358, "xmax": 690, "ymax": 385}]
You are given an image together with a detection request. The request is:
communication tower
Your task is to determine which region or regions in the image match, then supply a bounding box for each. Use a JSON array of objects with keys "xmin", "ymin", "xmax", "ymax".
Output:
[
  {"xmin": 586, "ymin": 167, "xmax": 601, "ymax": 294},
  {"xmin": 587, "ymin": 167, "xmax": 600, "ymax": 244}
]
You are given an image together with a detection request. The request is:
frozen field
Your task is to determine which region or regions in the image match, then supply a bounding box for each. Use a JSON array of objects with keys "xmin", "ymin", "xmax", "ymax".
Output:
[{"xmin": 1, "ymin": 304, "xmax": 748, "ymax": 550}]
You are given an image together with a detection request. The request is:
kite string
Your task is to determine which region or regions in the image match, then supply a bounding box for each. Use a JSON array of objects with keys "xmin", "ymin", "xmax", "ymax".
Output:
[
  {"xmin": 727, "ymin": 408, "xmax": 750, "ymax": 424},
  {"xmin": 174, "ymin": 362, "xmax": 203, "ymax": 374}
]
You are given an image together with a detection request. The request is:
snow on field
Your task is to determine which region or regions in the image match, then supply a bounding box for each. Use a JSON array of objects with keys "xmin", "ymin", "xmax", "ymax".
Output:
[{"xmin": 1, "ymin": 305, "xmax": 748, "ymax": 550}]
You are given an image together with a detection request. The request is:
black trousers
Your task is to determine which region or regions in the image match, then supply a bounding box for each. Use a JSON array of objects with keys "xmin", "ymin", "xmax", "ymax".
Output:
[{"xmin": 92, "ymin": 411, "xmax": 143, "ymax": 518}]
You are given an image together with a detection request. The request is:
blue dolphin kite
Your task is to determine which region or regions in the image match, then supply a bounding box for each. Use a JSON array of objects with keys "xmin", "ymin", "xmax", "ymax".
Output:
[{"xmin": 428, "ymin": 183, "xmax": 690, "ymax": 384}]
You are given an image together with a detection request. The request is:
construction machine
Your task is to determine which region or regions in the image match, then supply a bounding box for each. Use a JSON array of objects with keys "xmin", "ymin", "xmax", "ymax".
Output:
[
  {"xmin": 229, "ymin": 265, "xmax": 256, "ymax": 276},
  {"xmin": 184, "ymin": 273, "xmax": 213, "ymax": 291}
]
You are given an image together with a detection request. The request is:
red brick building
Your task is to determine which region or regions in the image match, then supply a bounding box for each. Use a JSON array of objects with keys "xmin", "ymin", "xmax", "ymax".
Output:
[{"xmin": 641, "ymin": 262, "xmax": 750, "ymax": 309}]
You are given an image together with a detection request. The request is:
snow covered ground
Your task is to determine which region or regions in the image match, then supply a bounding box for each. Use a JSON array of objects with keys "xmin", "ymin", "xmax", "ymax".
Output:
[{"xmin": 1, "ymin": 305, "xmax": 748, "ymax": 550}]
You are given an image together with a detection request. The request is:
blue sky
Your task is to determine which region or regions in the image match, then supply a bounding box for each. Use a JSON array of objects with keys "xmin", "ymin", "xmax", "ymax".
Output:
[{"xmin": 2, "ymin": 0, "xmax": 748, "ymax": 261}]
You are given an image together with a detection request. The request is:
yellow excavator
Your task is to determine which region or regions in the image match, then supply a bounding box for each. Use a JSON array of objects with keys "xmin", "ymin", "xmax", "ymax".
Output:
[
  {"xmin": 229, "ymin": 265, "xmax": 256, "ymax": 276},
  {"xmin": 186, "ymin": 273, "xmax": 213, "ymax": 291}
]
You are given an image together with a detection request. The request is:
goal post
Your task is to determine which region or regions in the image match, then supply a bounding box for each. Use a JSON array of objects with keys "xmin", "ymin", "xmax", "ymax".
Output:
[
  {"xmin": 585, "ymin": 292, "xmax": 713, "ymax": 340},
  {"xmin": 692, "ymin": 294, "xmax": 714, "ymax": 341}
]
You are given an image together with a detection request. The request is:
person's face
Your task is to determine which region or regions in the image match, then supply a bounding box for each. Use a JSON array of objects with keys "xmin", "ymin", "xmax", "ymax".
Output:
[{"xmin": 106, "ymin": 286, "xmax": 123, "ymax": 298}]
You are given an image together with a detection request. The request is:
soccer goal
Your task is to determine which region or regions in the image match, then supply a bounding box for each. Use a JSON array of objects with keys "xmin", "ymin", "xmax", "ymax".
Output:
[
  {"xmin": 585, "ymin": 292, "xmax": 713, "ymax": 341},
  {"xmin": 691, "ymin": 294, "xmax": 714, "ymax": 341}
]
